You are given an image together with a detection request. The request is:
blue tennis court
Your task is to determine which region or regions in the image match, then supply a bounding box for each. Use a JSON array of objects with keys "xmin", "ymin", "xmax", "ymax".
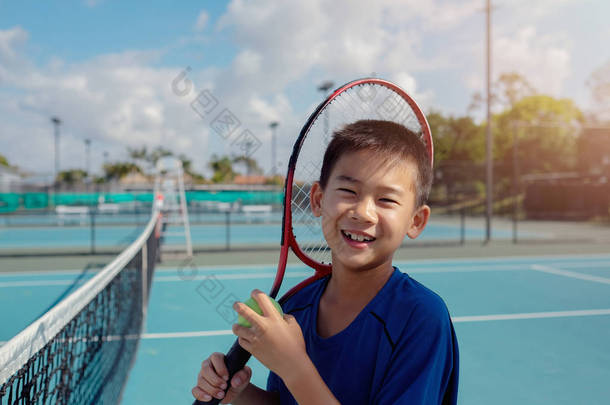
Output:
[{"xmin": 2, "ymin": 254, "xmax": 609, "ymax": 404}]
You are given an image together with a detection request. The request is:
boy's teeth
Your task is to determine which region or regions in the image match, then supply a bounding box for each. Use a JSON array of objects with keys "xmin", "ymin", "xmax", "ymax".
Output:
[{"xmin": 344, "ymin": 231, "xmax": 373, "ymax": 242}]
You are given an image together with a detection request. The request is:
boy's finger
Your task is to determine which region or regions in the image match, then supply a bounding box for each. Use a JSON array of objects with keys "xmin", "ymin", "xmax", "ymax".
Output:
[
  {"xmin": 237, "ymin": 336, "xmax": 253, "ymax": 353},
  {"xmin": 251, "ymin": 290, "xmax": 279, "ymax": 318},
  {"xmin": 234, "ymin": 301, "xmax": 260, "ymax": 326},
  {"xmin": 197, "ymin": 374, "xmax": 226, "ymax": 401},
  {"xmin": 230, "ymin": 365, "xmax": 252, "ymax": 389},
  {"xmin": 198, "ymin": 372, "xmax": 227, "ymax": 392},
  {"xmin": 201, "ymin": 359, "xmax": 227, "ymax": 388},
  {"xmin": 209, "ymin": 353, "xmax": 229, "ymax": 381},
  {"xmin": 232, "ymin": 323, "xmax": 255, "ymax": 341},
  {"xmin": 191, "ymin": 386, "xmax": 213, "ymax": 402}
]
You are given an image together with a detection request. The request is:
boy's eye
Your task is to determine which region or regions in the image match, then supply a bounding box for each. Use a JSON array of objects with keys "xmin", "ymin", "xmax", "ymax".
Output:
[
  {"xmin": 337, "ymin": 188, "xmax": 356, "ymax": 195},
  {"xmin": 380, "ymin": 198, "xmax": 398, "ymax": 204}
]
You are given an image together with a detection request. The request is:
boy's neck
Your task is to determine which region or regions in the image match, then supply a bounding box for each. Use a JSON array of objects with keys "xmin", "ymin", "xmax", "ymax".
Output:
[{"xmin": 324, "ymin": 261, "xmax": 394, "ymax": 306}]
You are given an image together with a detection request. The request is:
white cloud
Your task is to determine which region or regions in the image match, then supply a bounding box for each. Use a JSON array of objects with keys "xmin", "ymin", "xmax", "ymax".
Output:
[
  {"xmin": 464, "ymin": 26, "xmax": 571, "ymax": 97},
  {"xmin": 7, "ymin": 0, "xmax": 588, "ymax": 177},
  {"xmin": 497, "ymin": 0, "xmax": 581, "ymax": 21},
  {"xmin": 0, "ymin": 26, "xmax": 31, "ymax": 84},
  {"xmin": 0, "ymin": 27, "xmax": 217, "ymax": 175},
  {"xmin": 2, "ymin": 1, "xmax": 487, "ymax": 176},
  {"xmin": 194, "ymin": 11, "xmax": 209, "ymax": 32},
  {"xmin": 495, "ymin": 27, "xmax": 571, "ymax": 96},
  {"xmin": 215, "ymin": 0, "xmax": 465, "ymax": 104}
]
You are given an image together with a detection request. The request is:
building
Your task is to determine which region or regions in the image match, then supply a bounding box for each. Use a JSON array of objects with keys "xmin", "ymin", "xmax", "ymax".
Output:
[{"xmin": 0, "ymin": 165, "xmax": 21, "ymax": 193}]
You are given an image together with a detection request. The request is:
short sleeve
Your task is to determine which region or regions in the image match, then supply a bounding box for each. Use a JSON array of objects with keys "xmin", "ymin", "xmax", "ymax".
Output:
[
  {"xmin": 372, "ymin": 300, "xmax": 459, "ymax": 405},
  {"xmin": 266, "ymin": 370, "xmax": 280, "ymax": 393}
]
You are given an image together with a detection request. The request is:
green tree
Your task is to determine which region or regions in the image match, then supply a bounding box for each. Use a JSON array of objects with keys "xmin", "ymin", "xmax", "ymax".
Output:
[
  {"xmin": 127, "ymin": 146, "xmax": 148, "ymax": 162},
  {"xmin": 428, "ymin": 111, "xmax": 485, "ymax": 201},
  {"xmin": 232, "ymin": 155, "xmax": 263, "ymax": 176},
  {"xmin": 0, "ymin": 154, "xmax": 9, "ymax": 167},
  {"xmin": 177, "ymin": 153, "xmax": 207, "ymax": 184},
  {"xmin": 103, "ymin": 162, "xmax": 142, "ymax": 181},
  {"xmin": 128, "ymin": 146, "xmax": 206, "ymax": 182},
  {"xmin": 469, "ymin": 72, "xmax": 536, "ymax": 113},
  {"xmin": 57, "ymin": 169, "xmax": 87, "ymax": 187},
  {"xmin": 494, "ymin": 94, "xmax": 584, "ymax": 175},
  {"xmin": 128, "ymin": 145, "xmax": 173, "ymax": 168},
  {"xmin": 149, "ymin": 146, "xmax": 174, "ymax": 165},
  {"xmin": 208, "ymin": 155, "xmax": 236, "ymax": 183}
]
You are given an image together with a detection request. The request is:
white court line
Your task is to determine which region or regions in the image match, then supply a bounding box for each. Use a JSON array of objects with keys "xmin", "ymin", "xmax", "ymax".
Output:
[
  {"xmin": 530, "ymin": 264, "xmax": 610, "ymax": 285},
  {"xmin": 452, "ymin": 308, "xmax": 610, "ymax": 322},
  {"xmin": 142, "ymin": 330, "xmax": 233, "ymax": 339},
  {"xmin": 155, "ymin": 271, "xmax": 312, "ymax": 282},
  {"xmin": 0, "ymin": 269, "xmax": 99, "ymax": 277},
  {"xmin": 0, "ymin": 280, "xmax": 86, "ymax": 288},
  {"xmin": 133, "ymin": 309, "xmax": 610, "ymax": 340}
]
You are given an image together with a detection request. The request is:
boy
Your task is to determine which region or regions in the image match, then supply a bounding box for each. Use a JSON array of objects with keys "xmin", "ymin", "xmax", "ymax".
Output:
[{"xmin": 192, "ymin": 120, "xmax": 459, "ymax": 404}]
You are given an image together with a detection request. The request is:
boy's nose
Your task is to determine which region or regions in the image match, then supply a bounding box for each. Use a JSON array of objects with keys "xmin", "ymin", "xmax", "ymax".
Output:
[{"xmin": 350, "ymin": 197, "xmax": 377, "ymax": 223}]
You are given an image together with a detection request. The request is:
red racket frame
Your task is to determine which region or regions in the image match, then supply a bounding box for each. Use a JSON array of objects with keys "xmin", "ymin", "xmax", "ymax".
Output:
[{"xmin": 270, "ymin": 78, "xmax": 433, "ymax": 304}]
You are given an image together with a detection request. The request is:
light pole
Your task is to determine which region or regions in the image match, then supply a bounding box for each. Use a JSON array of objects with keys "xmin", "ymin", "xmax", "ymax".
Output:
[
  {"xmin": 85, "ymin": 139, "xmax": 91, "ymax": 192},
  {"xmin": 103, "ymin": 151, "xmax": 109, "ymax": 193},
  {"xmin": 269, "ymin": 121, "xmax": 279, "ymax": 175},
  {"xmin": 484, "ymin": 0, "xmax": 493, "ymax": 243},
  {"xmin": 51, "ymin": 117, "xmax": 62, "ymax": 192},
  {"xmin": 317, "ymin": 81, "xmax": 334, "ymax": 142}
]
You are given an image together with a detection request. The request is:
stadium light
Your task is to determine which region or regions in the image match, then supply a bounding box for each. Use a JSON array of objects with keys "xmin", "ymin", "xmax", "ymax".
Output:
[
  {"xmin": 51, "ymin": 116, "xmax": 62, "ymax": 190},
  {"xmin": 269, "ymin": 121, "xmax": 279, "ymax": 175}
]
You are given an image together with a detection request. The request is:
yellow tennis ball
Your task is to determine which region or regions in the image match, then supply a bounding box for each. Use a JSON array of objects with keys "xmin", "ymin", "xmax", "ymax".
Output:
[{"xmin": 237, "ymin": 296, "xmax": 283, "ymax": 327}]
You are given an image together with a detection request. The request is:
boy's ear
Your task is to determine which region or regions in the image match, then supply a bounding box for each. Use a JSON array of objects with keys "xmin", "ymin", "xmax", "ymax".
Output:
[
  {"xmin": 406, "ymin": 204, "xmax": 430, "ymax": 239},
  {"xmin": 310, "ymin": 181, "xmax": 324, "ymax": 217}
]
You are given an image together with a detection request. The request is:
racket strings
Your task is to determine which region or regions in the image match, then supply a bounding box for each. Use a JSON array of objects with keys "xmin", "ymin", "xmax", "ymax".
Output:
[
  {"xmin": 290, "ymin": 183, "xmax": 329, "ymax": 264},
  {"xmin": 290, "ymin": 82, "xmax": 429, "ymax": 268}
]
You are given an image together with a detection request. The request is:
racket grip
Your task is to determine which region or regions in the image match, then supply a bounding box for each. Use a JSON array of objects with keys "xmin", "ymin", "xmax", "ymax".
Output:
[{"xmin": 192, "ymin": 339, "xmax": 252, "ymax": 405}]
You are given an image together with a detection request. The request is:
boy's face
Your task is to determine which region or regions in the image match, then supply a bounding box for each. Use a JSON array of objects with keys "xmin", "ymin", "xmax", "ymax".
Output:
[{"xmin": 310, "ymin": 149, "xmax": 430, "ymax": 272}]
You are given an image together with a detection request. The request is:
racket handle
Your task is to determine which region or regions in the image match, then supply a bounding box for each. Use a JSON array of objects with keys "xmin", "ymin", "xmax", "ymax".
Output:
[{"xmin": 192, "ymin": 339, "xmax": 252, "ymax": 405}]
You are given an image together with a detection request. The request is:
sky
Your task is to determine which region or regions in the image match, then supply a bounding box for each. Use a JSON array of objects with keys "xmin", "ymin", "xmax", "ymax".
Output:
[{"xmin": 1, "ymin": 0, "xmax": 608, "ymax": 178}]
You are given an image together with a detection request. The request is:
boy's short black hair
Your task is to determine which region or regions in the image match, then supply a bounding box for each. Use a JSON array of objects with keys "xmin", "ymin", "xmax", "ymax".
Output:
[{"xmin": 319, "ymin": 119, "xmax": 433, "ymax": 207}]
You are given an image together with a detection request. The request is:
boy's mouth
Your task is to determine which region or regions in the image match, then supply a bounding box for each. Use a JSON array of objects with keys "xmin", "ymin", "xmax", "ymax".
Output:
[{"xmin": 341, "ymin": 230, "xmax": 376, "ymax": 243}]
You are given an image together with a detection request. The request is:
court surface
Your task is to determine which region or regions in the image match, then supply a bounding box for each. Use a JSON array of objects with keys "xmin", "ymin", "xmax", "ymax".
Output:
[{"xmin": 2, "ymin": 253, "xmax": 610, "ymax": 404}]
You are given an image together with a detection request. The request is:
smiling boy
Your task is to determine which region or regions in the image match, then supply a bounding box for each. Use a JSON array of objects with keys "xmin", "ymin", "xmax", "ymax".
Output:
[{"xmin": 193, "ymin": 120, "xmax": 459, "ymax": 404}]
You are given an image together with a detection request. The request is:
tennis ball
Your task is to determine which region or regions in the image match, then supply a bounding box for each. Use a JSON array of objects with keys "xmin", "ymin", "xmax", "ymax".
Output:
[{"xmin": 237, "ymin": 296, "xmax": 283, "ymax": 327}]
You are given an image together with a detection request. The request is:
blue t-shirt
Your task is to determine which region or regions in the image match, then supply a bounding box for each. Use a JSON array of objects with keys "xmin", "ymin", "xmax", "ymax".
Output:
[{"xmin": 267, "ymin": 267, "xmax": 459, "ymax": 404}]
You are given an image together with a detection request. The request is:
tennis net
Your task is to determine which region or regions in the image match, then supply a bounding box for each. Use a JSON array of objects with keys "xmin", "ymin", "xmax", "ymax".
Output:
[{"xmin": 0, "ymin": 212, "xmax": 161, "ymax": 405}]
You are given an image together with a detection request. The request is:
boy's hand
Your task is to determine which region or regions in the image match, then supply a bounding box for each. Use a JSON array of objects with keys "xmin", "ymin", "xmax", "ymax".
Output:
[
  {"xmin": 192, "ymin": 352, "xmax": 252, "ymax": 403},
  {"xmin": 232, "ymin": 290, "xmax": 307, "ymax": 380}
]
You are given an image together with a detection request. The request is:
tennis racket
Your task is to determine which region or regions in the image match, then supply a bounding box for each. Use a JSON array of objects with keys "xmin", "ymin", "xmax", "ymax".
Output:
[{"xmin": 193, "ymin": 77, "xmax": 433, "ymax": 405}]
